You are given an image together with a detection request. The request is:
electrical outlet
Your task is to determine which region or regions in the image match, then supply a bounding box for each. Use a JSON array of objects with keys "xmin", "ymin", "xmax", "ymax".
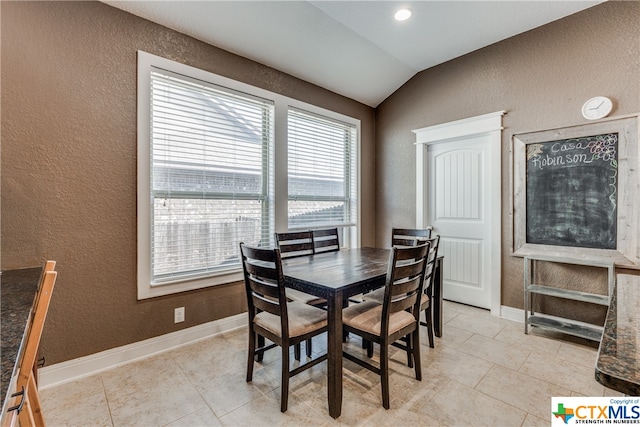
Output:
[{"xmin": 174, "ymin": 307, "xmax": 185, "ymax": 323}]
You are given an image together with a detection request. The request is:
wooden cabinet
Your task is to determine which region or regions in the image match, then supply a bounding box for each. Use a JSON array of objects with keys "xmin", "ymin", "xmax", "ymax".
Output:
[{"xmin": 524, "ymin": 254, "xmax": 615, "ymax": 342}]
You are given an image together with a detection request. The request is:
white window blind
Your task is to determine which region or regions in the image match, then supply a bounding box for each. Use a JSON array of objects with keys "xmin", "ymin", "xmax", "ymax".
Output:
[
  {"xmin": 287, "ymin": 108, "xmax": 357, "ymax": 230},
  {"xmin": 150, "ymin": 68, "xmax": 274, "ymax": 284}
]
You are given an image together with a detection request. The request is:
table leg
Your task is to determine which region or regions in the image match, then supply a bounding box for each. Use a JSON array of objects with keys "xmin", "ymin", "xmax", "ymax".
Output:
[
  {"xmin": 434, "ymin": 257, "xmax": 443, "ymax": 338},
  {"xmin": 327, "ymin": 291, "xmax": 343, "ymax": 418}
]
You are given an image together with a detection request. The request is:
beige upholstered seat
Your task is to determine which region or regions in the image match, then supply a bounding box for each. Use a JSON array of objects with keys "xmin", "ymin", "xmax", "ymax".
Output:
[
  {"xmin": 342, "ymin": 242, "xmax": 430, "ymax": 410},
  {"xmin": 282, "ymin": 287, "xmax": 326, "ymax": 307},
  {"xmin": 342, "ymin": 300, "xmax": 415, "ymax": 336},
  {"xmin": 240, "ymin": 243, "xmax": 328, "ymax": 413},
  {"xmin": 362, "ymin": 287, "xmax": 384, "ymax": 304},
  {"xmin": 254, "ymin": 300, "xmax": 327, "ymax": 337}
]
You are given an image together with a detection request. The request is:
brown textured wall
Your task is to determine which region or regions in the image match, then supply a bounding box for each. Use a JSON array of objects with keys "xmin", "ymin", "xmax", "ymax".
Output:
[
  {"xmin": 375, "ymin": 1, "xmax": 640, "ymax": 322},
  {"xmin": 1, "ymin": 1, "xmax": 375, "ymax": 364}
]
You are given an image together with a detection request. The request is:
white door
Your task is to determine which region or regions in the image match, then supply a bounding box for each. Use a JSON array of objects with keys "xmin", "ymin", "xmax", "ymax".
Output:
[
  {"xmin": 428, "ymin": 138, "xmax": 492, "ymax": 308},
  {"xmin": 414, "ymin": 112, "xmax": 503, "ymax": 314}
]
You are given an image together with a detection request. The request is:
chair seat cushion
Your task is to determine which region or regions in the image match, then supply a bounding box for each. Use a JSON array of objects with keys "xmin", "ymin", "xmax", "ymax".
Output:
[
  {"xmin": 363, "ymin": 287, "xmax": 384, "ymax": 304},
  {"xmin": 255, "ymin": 301, "xmax": 327, "ymax": 338},
  {"xmin": 420, "ymin": 293, "xmax": 430, "ymax": 310},
  {"xmin": 285, "ymin": 288, "xmax": 326, "ymax": 306},
  {"xmin": 343, "ymin": 300, "xmax": 415, "ymax": 336},
  {"xmin": 368, "ymin": 288, "xmax": 430, "ymax": 310}
]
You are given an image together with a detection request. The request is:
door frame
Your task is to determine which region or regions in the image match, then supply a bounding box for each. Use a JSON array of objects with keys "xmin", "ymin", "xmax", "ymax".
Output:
[{"xmin": 413, "ymin": 111, "xmax": 504, "ymax": 316}]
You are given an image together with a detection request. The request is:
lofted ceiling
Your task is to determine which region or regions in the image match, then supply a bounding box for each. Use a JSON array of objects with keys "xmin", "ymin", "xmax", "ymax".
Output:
[{"xmin": 103, "ymin": 0, "xmax": 603, "ymax": 107}]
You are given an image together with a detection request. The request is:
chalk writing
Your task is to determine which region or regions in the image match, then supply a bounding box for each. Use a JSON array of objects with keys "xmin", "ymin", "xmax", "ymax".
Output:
[{"xmin": 527, "ymin": 134, "xmax": 618, "ymax": 171}]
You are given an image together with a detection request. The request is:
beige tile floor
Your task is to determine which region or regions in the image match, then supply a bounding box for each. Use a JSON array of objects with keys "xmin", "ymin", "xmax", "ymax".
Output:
[{"xmin": 40, "ymin": 301, "xmax": 619, "ymax": 426}]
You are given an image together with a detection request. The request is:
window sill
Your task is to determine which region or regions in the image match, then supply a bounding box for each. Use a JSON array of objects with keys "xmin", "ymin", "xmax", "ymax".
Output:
[{"xmin": 137, "ymin": 270, "xmax": 243, "ymax": 300}]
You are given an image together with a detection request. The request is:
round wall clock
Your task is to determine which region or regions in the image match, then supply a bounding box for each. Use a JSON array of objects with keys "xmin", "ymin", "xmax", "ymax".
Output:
[{"xmin": 581, "ymin": 96, "xmax": 613, "ymax": 120}]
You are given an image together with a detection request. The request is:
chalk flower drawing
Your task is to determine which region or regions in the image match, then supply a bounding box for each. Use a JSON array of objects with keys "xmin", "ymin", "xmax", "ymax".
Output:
[
  {"xmin": 527, "ymin": 144, "xmax": 543, "ymax": 160},
  {"xmin": 590, "ymin": 133, "xmax": 618, "ymax": 166}
]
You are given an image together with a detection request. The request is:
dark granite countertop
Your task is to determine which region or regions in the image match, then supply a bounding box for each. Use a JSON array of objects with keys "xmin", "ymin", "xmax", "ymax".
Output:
[
  {"xmin": 1, "ymin": 267, "xmax": 42, "ymax": 404},
  {"xmin": 595, "ymin": 274, "xmax": 640, "ymax": 395}
]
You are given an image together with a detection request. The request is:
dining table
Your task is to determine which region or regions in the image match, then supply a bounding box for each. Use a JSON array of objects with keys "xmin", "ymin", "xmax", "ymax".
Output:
[{"xmin": 282, "ymin": 247, "xmax": 444, "ymax": 418}]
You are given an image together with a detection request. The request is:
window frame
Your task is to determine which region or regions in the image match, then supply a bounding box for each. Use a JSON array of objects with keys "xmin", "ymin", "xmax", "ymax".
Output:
[{"xmin": 137, "ymin": 51, "xmax": 361, "ymax": 299}]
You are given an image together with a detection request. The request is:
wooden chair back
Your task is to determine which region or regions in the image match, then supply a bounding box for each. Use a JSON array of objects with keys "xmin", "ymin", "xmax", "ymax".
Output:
[
  {"xmin": 275, "ymin": 231, "xmax": 314, "ymax": 259},
  {"xmin": 311, "ymin": 228, "xmax": 340, "ymax": 253},
  {"xmin": 391, "ymin": 227, "xmax": 433, "ymax": 247},
  {"xmin": 381, "ymin": 242, "xmax": 430, "ymax": 331},
  {"xmin": 239, "ymin": 243, "xmax": 289, "ymax": 335}
]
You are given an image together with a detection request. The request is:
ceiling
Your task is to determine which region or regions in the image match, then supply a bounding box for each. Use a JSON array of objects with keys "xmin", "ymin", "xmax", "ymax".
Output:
[{"xmin": 103, "ymin": 0, "xmax": 603, "ymax": 107}]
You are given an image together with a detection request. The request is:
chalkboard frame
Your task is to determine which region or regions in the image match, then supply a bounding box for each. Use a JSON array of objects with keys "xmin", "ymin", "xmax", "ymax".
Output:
[{"xmin": 512, "ymin": 116, "xmax": 640, "ymax": 268}]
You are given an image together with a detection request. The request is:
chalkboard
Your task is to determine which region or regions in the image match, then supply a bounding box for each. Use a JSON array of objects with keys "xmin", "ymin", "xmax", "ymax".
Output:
[{"xmin": 525, "ymin": 133, "xmax": 618, "ymax": 249}]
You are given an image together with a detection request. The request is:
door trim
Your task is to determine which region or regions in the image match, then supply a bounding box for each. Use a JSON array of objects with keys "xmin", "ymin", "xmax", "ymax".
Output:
[{"xmin": 413, "ymin": 111, "xmax": 505, "ymax": 316}]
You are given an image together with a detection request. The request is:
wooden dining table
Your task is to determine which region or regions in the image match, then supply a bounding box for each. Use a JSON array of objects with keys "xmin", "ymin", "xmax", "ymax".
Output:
[{"xmin": 282, "ymin": 247, "xmax": 444, "ymax": 418}]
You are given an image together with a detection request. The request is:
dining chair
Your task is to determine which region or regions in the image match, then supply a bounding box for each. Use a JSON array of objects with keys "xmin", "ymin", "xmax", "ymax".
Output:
[
  {"xmin": 275, "ymin": 231, "xmax": 327, "ymax": 357},
  {"xmin": 342, "ymin": 242, "xmax": 430, "ymax": 409},
  {"xmin": 360, "ymin": 228, "xmax": 431, "ymax": 307},
  {"xmin": 389, "ymin": 235, "xmax": 441, "ymax": 367},
  {"xmin": 311, "ymin": 228, "xmax": 340, "ymax": 254},
  {"xmin": 240, "ymin": 243, "xmax": 328, "ymax": 412},
  {"xmin": 391, "ymin": 227, "xmax": 433, "ymax": 247},
  {"xmin": 11, "ymin": 261, "xmax": 57, "ymax": 427},
  {"xmin": 364, "ymin": 227, "xmax": 434, "ymax": 303},
  {"xmin": 364, "ymin": 235, "xmax": 440, "ymax": 364},
  {"xmin": 275, "ymin": 231, "xmax": 326, "ymax": 307}
]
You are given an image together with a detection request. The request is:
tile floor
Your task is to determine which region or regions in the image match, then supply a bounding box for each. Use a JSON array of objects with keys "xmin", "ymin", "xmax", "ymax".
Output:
[{"xmin": 40, "ymin": 301, "xmax": 619, "ymax": 426}]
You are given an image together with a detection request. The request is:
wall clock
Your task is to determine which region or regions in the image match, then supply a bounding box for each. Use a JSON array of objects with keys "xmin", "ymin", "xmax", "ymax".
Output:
[{"xmin": 581, "ymin": 96, "xmax": 613, "ymax": 120}]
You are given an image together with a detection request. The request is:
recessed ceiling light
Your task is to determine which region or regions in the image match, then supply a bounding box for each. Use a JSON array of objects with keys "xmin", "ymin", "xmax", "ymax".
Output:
[{"xmin": 394, "ymin": 8, "xmax": 412, "ymax": 21}]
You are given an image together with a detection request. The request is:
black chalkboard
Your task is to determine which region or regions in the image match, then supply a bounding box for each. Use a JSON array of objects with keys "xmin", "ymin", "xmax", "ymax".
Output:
[{"xmin": 526, "ymin": 133, "xmax": 618, "ymax": 249}]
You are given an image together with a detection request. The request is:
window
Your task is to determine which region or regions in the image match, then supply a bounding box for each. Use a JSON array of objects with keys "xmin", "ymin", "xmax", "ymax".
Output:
[
  {"xmin": 287, "ymin": 109, "xmax": 357, "ymax": 238},
  {"xmin": 138, "ymin": 51, "xmax": 360, "ymax": 299},
  {"xmin": 150, "ymin": 69, "xmax": 274, "ymax": 286}
]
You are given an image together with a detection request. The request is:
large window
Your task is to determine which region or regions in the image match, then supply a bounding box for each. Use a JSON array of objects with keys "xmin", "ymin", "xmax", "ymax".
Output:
[
  {"xmin": 137, "ymin": 52, "xmax": 360, "ymax": 299},
  {"xmin": 287, "ymin": 108, "xmax": 357, "ymax": 233},
  {"xmin": 149, "ymin": 70, "xmax": 274, "ymax": 285}
]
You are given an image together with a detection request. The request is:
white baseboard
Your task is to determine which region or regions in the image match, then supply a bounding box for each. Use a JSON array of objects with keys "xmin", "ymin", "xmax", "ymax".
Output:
[
  {"xmin": 38, "ymin": 306, "xmax": 525, "ymax": 390},
  {"xmin": 500, "ymin": 305, "xmax": 524, "ymax": 323},
  {"xmin": 39, "ymin": 313, "xmax": 246, "ymax": 390}
]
